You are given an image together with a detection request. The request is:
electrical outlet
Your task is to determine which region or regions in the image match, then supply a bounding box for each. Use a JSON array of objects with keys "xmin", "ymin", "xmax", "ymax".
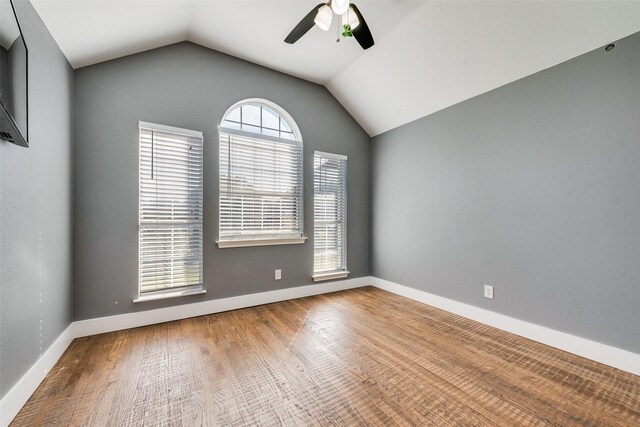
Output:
[
  {"xmin": 275, "ymin": 269, "xmax": 282, "ymax": 280},
  {"xmin": 484, "ymin": 285, "xmax": 494, "ymax": 299}
]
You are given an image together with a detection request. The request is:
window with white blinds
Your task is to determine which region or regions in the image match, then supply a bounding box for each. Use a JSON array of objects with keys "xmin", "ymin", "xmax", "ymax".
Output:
[
  {"xmin": 313, "ymin": 152, "xmax": 348, "ymax": 278},
  {"xmin": 138, "ymin": 122, "xmax": 203, "ymax": 298},
  {"xmin": 217, "ymin": 99, "xmax": 305, "ymax": 248}
]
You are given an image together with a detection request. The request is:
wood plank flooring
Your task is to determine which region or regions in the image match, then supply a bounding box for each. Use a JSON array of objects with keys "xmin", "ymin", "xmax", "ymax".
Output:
[{"xmin": 11, "ymin": 286, "xmax": 640, "ymax": 426}]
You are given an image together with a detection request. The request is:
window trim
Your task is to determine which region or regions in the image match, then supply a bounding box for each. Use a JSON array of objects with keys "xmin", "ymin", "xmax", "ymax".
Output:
[
  {"xmin": 139, "ymin": 121, "xmax": 203, "ymax": 139},
  {"xmin": 134, "ymin": 287, "xmax": 207, "ymax": 303},
  {"xmin": 314, "ymin": 151, "xmax": 348, "ymax": 161},
  {"xmin": 217, "ymin": 99, "xmax": 305, "ymax": 248},
  {"xmin": 216, "ymin": 236, "xmax": 307, "ymax": 249},
  {"xmin": 312, "ymin": 271, "xmax": 350, "ymax": 282},
  {"xmin": 137, "ymin": 121, "xmax": 205, "ymax": 301}
]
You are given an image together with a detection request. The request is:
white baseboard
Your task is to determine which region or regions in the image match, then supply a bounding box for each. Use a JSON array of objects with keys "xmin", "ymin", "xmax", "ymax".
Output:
[
  {"xmin": 369, "ymin": 277, "xmax": 640, "ymax": 376},
  {"xmin": 0, "ymin": 277, "xmax": 370, "ymax": 427},
  {"xmin": 72, "ymin": 277, "xmax": 370, "ymax": 337},
  {"xmin": 4, "ymin": 275, "xmax": 638, "ymax": 427},
  {"xmin": 0, "ymin": 324, "xmax": 75, "ymax": 427}
]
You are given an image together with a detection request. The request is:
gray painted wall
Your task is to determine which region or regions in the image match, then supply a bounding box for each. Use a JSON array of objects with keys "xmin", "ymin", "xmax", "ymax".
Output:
[
  {"xmin": 0, "ymin": 0, "xmax": 74, "ymax": 397},
  {"xmin": 74, "ymin": 42, "xmax": 370, "ymax": 320},
  {"xmin": 371, "ymin": 31, "xmax": 640, "ymax": 353}
]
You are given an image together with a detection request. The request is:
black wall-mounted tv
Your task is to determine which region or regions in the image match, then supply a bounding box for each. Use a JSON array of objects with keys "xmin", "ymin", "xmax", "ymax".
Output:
[{"xmin": 0, "ymin": 0, "xmax": 29, "ymax": 148}]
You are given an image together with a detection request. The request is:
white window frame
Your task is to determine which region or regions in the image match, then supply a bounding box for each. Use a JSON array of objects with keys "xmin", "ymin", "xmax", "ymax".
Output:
[
  {"xmin": 312, "ymin": 151, "xmax": 349, "ymax": 282},
  {"xmin": 216, "ymin": 99, "xmax": 306, "ymax": 248},
  {"xmin": 135, "ymin": 121, "xmax": 206, "ymax": 302}
]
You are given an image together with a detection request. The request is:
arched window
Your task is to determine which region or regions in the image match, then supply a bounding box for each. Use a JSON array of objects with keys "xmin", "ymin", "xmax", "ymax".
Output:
[
  {"xmin": 216, "ymin": 99, "xmax": 305, "ymax": 248},
  {"xmin": 220, "ymin": 99, "xmax": 302, "ymax": 142}
]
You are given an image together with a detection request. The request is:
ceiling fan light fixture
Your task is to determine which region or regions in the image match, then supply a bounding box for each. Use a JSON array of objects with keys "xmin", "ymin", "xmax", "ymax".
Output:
[
  {"xmin": 284, "ymin": 1, "xmax": 374, "ymax": 49},
  {"xmin": 331, "ymin": 0, "xmax": 350, "ymax": 16},
  {"xmin": 346, "ymin": 6, "xmax": 360, "ymax": 30},
  {"xmin": 314, "ymin": 5, "xmax": 333, "ymax": 31}
]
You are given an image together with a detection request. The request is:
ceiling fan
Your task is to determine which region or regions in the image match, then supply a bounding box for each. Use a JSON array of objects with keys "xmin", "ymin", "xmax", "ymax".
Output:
[{"xmin": 285, "ymin": 0, "xmax": 374, "ymax": 50}]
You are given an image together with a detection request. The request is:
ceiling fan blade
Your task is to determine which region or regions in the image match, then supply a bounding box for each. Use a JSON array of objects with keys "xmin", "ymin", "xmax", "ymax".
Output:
[
  {"xmin": 285, "ymin": 3, "xmax": 325, "ymax": 44},
  {"xmin": 350, "ymin": 3, "xmax": 375, "ymax": 50}
]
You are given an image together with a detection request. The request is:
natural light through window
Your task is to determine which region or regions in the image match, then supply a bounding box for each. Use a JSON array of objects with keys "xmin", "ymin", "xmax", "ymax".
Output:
[
  {"xmin": 313, "ymin": 151, "xmax": 348, "ymax": 282},
  {"xmin": 137, "ymin": 122, "xmax": 204, "ymax": 301},
  {"xmin": 217, "ymin": 99, "xmax": 305, "ymax": 248}
]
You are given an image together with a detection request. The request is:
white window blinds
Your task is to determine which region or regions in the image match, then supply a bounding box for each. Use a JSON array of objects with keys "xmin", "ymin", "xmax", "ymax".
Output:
[
  {"xmin": 314, "ymin": 152, "xmax": 347, "ymax": 274},
  {"xmin": 139, "ymin": 122, "xmax": 203, "ymax": 296},
  {"xmin": 218, "ymin": 130, "xmax": 303, "ymax": 242}
]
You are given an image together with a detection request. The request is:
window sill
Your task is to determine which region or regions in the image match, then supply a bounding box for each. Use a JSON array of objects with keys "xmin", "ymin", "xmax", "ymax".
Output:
[
  {"xmin": 134, "ymin": 287, "xmax": 206, "ymax": 303},
  {"xmin": 216, "ymin": 237, "xmax": 307, "ymax": 249},
  {"xmin": 312, "ymin": 271, "xmax": 350, "ymax": 282}
]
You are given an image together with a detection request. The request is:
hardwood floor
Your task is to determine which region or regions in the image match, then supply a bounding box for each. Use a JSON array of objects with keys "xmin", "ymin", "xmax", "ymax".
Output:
[{"xmin": 11, "ymin": 286, "xmax": 640, "ymax": 426}]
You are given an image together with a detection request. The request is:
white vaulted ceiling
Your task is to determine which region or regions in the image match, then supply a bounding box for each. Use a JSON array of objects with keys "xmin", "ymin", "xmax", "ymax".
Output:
[
  {"xmin": 327, "ymin": 1, "xmax": 640, "ymax": 136},
  {"xmin": 30, "ymin": 0, "xmax": 640, "ymax": 136},
  {"xmin": 29, "ymin": 0, "xmax": 421, "ymax": 81}
]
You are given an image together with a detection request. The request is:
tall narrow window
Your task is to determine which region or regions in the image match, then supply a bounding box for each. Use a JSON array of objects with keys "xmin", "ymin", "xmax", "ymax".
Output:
[
  {"xmin": 137, "ymin": 122, "xmax": 204, "ymax": 300},
  {"xmin": 313, "ymin": 151, "xmax": 348, "ymax": 281},
  {"xmin": 217, "ymin": 99, "xmax": 305, "ymax": 248}
]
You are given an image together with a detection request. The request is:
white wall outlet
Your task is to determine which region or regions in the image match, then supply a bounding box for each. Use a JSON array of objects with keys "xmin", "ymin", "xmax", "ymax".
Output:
[
  {"xmin": 484, "ymin": 285, "xmax": 494, "ymax": 299},
  {"xmin": 275, "ymin": 269, "xmax": 282, "ymax": 280}
]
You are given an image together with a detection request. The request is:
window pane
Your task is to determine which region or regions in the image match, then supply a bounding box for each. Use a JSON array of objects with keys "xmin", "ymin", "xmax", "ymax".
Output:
[
  {"xmin": 222, "ymin": 101, "xmax": 299, "ymax": 143},
  {"xmin": 241, "ymin": 104, "xmax": 261, "ymax": 126},
  {"xmin": 280, "ymin": 131, "xmax": 295, "ymax": 141},
  {"xmin": 262, "ymin": 107, "xmax": 280, "ymax": 130},
  {"xmin": 226, "ymin": 106, "xmax": 241, "ymax": 122},
  {"xmin": 280, "ymin": 117, "xmax": 292, "ymax": 133},
  {"xmin": 262, "ymin": 128, "xmax": 279, "ymax": 138},
  {"xmin": 221, "ymin": 120, "xmax": 241, "ymax": 130},
  {"xmin": 241, "ymin": 124, "xmax": 261, "ymax": 134}
]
